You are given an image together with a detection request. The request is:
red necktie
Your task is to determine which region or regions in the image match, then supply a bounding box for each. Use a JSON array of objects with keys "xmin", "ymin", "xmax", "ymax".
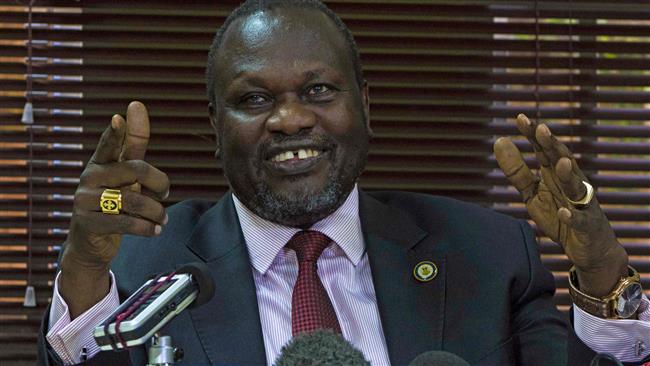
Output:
[{"xmin": 286, "ymin": 230, "xmax": 342, "ymax": 336}]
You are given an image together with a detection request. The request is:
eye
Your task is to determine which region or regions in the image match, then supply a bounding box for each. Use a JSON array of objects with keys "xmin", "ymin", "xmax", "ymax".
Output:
[
  {"xmin": 305, "ymin": 84, "xmax": 336, "ymax": 100},
  {"xmin": 307, "ymin": 84, "xmax": 331, "ymax": 96},
  {"xmin": 240, "ymin": 93, "xmax": 271, "ymax": 107}
]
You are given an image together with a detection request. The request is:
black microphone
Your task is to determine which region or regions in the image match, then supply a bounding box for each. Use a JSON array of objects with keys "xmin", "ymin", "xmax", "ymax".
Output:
[
  {"xmin": 274, "ymin": 329, "xmax": 370, "ymax": 366},
  {"xmin": 175, "ymin": 262, "xmax": 215, "ymax": 308},
  {"xmin": 409, "ymin": 351, "xmax": 470, "ymax": 366},
  {"xmin": 93, "ymin": 262, "xmax": 215, "ymax": 351},
  {"xmin": 590, "ymin": 353, "xmax": 624, "ymax": 366}
]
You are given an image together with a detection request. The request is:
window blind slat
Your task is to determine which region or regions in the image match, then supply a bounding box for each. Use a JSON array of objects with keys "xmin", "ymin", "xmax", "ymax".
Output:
[{"xmin": 2, "ymin": 1, "xmax": 649, "ymax": 363}]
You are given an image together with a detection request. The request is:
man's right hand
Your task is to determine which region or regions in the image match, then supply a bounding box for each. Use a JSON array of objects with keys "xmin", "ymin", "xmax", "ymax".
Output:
[{"xmin": 58, "ymin": 101, "xmax": 170, "ymax": 318}]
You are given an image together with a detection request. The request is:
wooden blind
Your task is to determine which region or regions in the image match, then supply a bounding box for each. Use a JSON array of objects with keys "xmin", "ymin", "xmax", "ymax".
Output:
[{"xmin": 1, "ymin": 1, "xmax": 649, "ymax": 364}]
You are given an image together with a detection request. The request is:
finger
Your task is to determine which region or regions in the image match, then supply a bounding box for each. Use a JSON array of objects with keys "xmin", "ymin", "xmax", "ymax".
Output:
[
  {"xmin": 120, "ymin": 101, "xmax": 150, "ymax": 162},
  {"xmin": 80, "ymin": 160, "xmax": 170, "ymax": 200},
  {"xmin": 558, "ymin": 207, "xmax": 571, "ymax": 225},
  {"xmin": 556, "ymin": 157, "xmax": 588, "ymax": 202},
  {"xmin": 78, "ymin": 211, "xmax": 162, "ymax": 237},
  {"xmin": 515, "ymin": 114, "xmax": 550, "ymax": 167},
  {"xmin": 558, "ymin": 207, "xmax": 590, "ymax": 233},
  {"xmin": 119, "ymin": 190, "xmax": 167, "ymax": 225},
  {"xmin": 140, "ymin": 186, "xmax": 170, "ymax": 201},
  {"xmin": 494, "ymin": 137, "xmax": 539, "ymax": 203},
  {"xmin": 535, "ymin": 123, "xmax": 574, "ymax": 168},
  {"xmin": 76, "ymin": 188, "xmax": 167, "ymax": 225},
  {"xmin": 90, "ymin": 115, "xmax": 126, "ymax": 164}
]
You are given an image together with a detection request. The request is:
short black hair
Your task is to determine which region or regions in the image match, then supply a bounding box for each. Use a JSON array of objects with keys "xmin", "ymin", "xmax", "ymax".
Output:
[{"xmin": 205, "ymin": 0, "xmax": 363, "ymax": 106}]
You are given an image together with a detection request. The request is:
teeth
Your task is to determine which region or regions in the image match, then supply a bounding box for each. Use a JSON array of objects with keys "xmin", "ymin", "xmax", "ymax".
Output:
[{"xmin": 272, "ymin": 149, "xmax": 321, "ymax": 162}]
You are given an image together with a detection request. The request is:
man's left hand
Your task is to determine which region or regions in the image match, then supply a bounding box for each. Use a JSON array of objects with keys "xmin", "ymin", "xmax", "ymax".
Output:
[{"xmin": 494, "ymin": 113, "xmax": 629, "ymax": 298}]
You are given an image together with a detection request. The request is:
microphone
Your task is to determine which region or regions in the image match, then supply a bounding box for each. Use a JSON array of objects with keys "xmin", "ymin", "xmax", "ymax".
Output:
[
  {"xmin": 274, "ymin": 329, "xmax": 370, "ymax": 366},
  {"xmin": 93, "ymin": 262, "xmax": 215, "ymax": 351},
  {"xmin": 590, "ymin": 353, "xmax": 624, "ymax": 366},
  {"xmin": 409, "ymin": 351, "xmax": 470, "ymax": 366}
]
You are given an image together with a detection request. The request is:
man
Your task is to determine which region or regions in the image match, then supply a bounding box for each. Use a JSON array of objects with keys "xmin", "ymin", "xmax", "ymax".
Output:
[{"xmin": 39, "ymin": 1, "xmax": 650, "ymax": 365}]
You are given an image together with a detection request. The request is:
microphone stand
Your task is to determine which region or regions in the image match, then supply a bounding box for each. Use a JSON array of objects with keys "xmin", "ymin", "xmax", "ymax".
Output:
[{"xmin": 146, "ymin": 333, "xmax": 184, "ymax": 366}]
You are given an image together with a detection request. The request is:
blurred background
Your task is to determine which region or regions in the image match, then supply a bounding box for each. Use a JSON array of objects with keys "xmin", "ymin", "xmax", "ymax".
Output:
[{"xmin": 1, "ymin": 0, "xmax": 649, "ymax": 364}]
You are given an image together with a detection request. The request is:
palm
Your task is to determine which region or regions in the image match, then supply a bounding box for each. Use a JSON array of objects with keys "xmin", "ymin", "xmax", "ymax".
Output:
[
  {"xmin": 494, "ymin": 114, "xmax": 623, "ymax": 273},
  {"xmin": 525, "ymin": 170, "xmax": 582, "ymax": 260}
]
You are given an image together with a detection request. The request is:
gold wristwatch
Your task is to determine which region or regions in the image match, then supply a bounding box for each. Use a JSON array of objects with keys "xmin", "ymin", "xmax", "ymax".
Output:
[{"xmin": 568, "ymin": 265, "xmax": 643, "ymax": 319}]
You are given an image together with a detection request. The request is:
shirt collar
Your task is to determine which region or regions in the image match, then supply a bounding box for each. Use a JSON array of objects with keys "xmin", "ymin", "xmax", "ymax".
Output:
[{"xmin": 232, "ymin": 185, "xmax": 365, "ymax": 275}]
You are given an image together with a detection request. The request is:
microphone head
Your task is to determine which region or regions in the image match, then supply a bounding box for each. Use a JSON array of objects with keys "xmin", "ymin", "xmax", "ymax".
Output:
[
  {"xmin": 409, "ymin": 351, "xmax": 470, "ymax": 366},
  {"xmin": 274, "ymin": 330, "xmax": 370, "ymax": 366},
  {"xmin": 176, "ymin": 262, "xmax": 215, "ymax": 308},
  {"xmin": 590, "ymin": 353, "xmax": 624, "ymax": 366}
]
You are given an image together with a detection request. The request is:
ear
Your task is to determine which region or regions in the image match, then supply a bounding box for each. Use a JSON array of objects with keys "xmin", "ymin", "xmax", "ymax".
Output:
[
  {"xmin": 361, "ymin": 80, "xmax": 373, "ymax": 138},
  {"xmin": 208, "ymin": 102, "xmax": 221, "ymax": 158}
]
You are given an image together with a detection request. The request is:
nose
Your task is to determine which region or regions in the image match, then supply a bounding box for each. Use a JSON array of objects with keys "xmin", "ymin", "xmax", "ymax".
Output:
[{"xmin": 266, "ymin": 99, "xmax": 316, "ymax": 135}]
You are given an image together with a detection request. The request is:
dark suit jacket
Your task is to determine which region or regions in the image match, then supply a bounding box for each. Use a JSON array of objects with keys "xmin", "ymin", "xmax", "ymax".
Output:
[{"xmin": 38, "ymin": 190, "xmax": 649, "ymax": 365}]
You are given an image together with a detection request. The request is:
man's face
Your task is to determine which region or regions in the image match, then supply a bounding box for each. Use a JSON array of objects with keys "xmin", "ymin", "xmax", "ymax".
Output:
[{"xmin": 209, "ymin": 7, "xmax": 370, "ymax": 227}]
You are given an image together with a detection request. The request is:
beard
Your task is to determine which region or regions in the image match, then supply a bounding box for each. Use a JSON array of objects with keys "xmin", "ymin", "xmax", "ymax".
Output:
[
  {"xmin": 252, "ymin": 174, "xmax": 345, "ymax": 228},
  {"xmin": 244, "ymin": 139, "xmax": 367, "ymax": 227}
]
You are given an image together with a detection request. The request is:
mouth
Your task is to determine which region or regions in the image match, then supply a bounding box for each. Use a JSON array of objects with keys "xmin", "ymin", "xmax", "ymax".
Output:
[
  {"xmin": 270, "ymin": 148, "xmax": 322, "ymax": 162},
  {"xmin": 264, "ymin": 147, "xmax": 330, "ymax": 176}
]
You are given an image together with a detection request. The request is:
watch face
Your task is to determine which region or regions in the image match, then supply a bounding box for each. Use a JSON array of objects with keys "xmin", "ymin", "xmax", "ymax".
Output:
[{"xmin": 616, "ymin": 283, "xmax": 643, "ymax": 318}]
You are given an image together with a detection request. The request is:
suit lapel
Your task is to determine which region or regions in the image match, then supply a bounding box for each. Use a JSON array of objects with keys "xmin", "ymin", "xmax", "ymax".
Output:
[
  {"xmin": 179, "ymin": 191, "xmax": 449, "ymax": 365},
  {"xmin": 185, "ymin": 193, "xmax": 267, "ymax": 365},
  {"xmin": 360, "ymin": 192, "xmax": 447, "ymax": 365}
]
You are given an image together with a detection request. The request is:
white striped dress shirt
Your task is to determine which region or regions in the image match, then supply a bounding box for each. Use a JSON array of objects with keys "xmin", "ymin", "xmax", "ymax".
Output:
[
  {"xmin": 47, "ymin": 185, "xmax": 650, "ymax": 364},
  {"xmin": 232, "ymin": 185, "xmax": 391, "ymax": 365},
  {"xmin": 575, "ymin": 299, "xmax": 650, "ymax": 362},
  {"xmin": 47, "ymin": 271, "xmax": 120, "ymax": 363}
]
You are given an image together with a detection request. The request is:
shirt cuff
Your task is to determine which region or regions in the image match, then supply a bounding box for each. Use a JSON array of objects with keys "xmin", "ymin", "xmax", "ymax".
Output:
[
  {"xmin": 574, "ymin": 293, "xmax": 650, "ymax": 363},
  {"xmin": 46, "ymin": 271, "xmax": 120, "ymax": 365}
]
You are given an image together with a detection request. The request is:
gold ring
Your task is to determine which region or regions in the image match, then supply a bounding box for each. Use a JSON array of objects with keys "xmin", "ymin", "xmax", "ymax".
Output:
[
  {"xmin": 566, "ymin": 181, "xmax": 594, "ymax": 209},
  {"xmin": 100, "ymin": 188, "xmax": 122, "ymax": 215}
]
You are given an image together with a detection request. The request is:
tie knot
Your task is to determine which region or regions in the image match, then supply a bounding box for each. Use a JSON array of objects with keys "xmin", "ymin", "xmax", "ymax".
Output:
[{"xmin": 287, "ymin": 230, "xmax": 332, "ymax": 263}]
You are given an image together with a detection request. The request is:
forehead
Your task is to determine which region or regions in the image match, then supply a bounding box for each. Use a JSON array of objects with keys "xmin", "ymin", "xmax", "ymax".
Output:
[{"xmin": 213, "ymin": 7, "xmax": 353, "ymax": 89}]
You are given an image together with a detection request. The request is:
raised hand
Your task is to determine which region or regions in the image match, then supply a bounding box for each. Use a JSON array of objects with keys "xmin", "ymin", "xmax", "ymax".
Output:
[
  {"xmin": 494, "ymin": 114, "xmax": 628, "ymax": 297},
  {"xmin": 59, "ymin": 101, "xmax": 170, "ymax": 317}
]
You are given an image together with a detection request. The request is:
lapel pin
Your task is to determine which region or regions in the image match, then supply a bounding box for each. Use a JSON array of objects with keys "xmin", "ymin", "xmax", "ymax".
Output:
[{"xmin": 413, "ymin": 261, "xmax": 438, "ymax": 282}]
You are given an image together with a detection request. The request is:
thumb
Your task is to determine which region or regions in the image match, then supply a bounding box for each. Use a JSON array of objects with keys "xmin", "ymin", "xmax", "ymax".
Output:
[
  {"xmin": 558, "ymin": 206, "xmax": 590, "ymax": 233},
  {"xmin": 119, "ymin": 101, "xmax": 150, "ymax": 162}
]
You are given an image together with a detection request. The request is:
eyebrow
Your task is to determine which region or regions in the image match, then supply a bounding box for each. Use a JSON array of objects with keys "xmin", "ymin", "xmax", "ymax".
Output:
[
  {"xmin": 303, "ymin": 68, "xmax": 330, "ymax": 82},
  {"xmin": 231, "ymin": 67, "xmax": 333, "ymax": 85}
]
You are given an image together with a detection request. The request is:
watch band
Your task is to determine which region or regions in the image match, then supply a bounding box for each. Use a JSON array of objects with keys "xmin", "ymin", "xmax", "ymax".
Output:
[{"xmin": 568, "ymin": 265, "xmax": 641, "ymax": 319}]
